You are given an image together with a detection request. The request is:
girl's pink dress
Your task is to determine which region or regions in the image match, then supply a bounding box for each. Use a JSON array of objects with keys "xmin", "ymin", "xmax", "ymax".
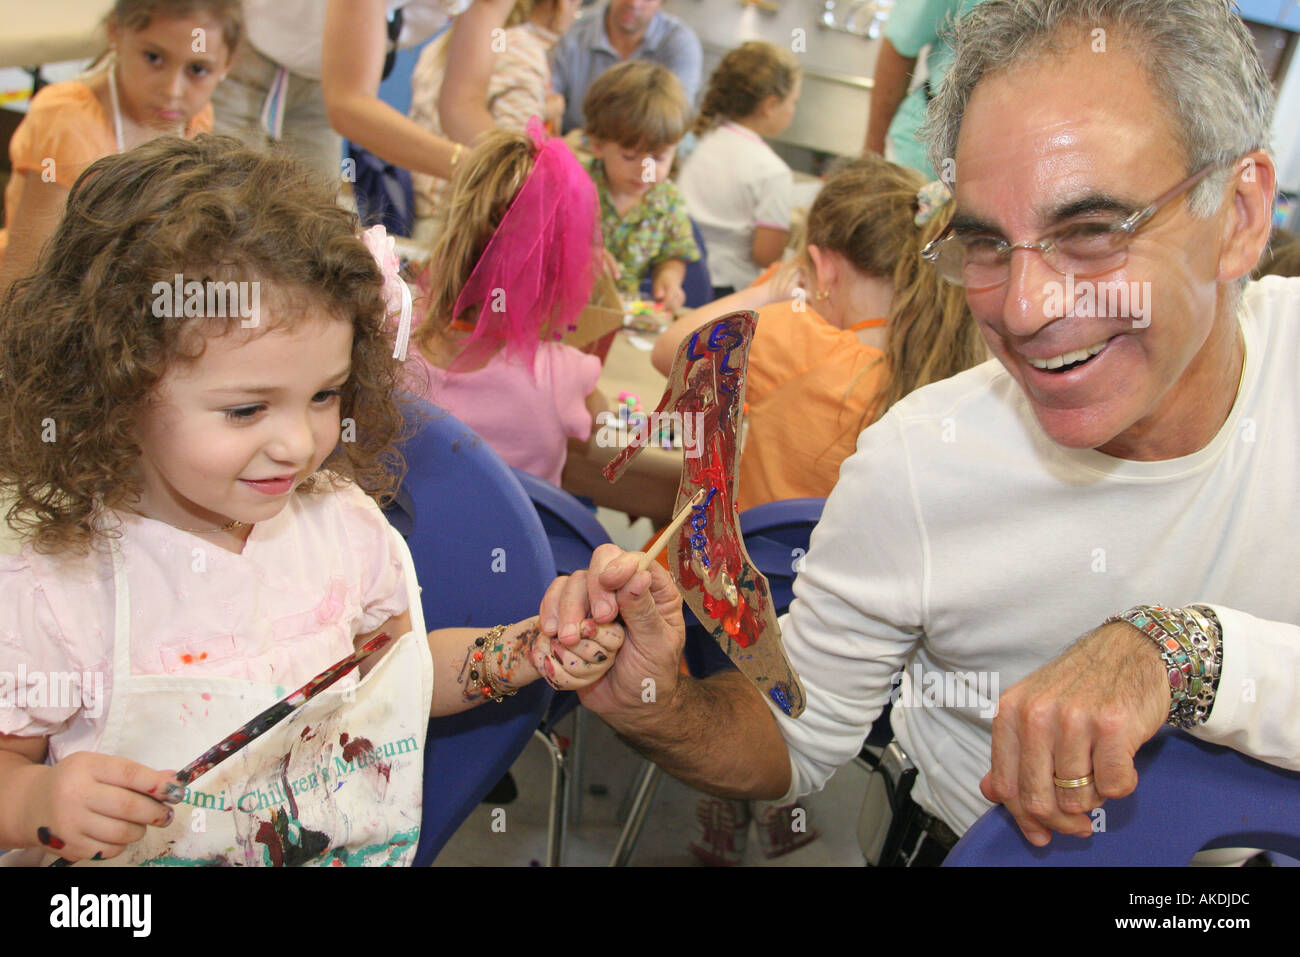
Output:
[
  {"xmin": 406, "ymin": 341, "xmax": 600, "ymax": 486},
  {"xmin": 0, "ymin": 482, "xmax": 410, "ymax": 761}
]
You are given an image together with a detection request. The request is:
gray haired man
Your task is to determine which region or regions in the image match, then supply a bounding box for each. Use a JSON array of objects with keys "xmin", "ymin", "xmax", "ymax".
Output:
[{"xmin": 541, "ymin": 0, "xmax": 1298, "ymax": 862}]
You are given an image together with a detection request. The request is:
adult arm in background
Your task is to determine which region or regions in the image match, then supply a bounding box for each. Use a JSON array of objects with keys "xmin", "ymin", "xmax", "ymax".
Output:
[
  {"xmin": 863, "ymin": 38, "xmax": 917, "ymax": 155},
  {"xmin": 0, "ymin": 175, "xmax": 67, "ymax": 293},
  {"xmin": 322, "ymin": 0, "xmax": 501, "ymax": 179},
  {"xmin": 864, "ymin": 0, "xmax": 964, "ymax": 156},
  {"xmin": 438, "ymin": 0, "xmax": 515, "ymax": 143}
]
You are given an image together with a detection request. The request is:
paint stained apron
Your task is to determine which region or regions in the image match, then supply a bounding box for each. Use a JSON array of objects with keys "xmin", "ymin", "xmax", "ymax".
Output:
[{"xmin": 19, "ymin": 526, "xmax": 432, "ymax": 867}]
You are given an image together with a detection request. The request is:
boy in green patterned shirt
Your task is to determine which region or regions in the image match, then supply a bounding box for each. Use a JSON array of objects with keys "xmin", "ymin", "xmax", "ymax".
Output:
[{"xmin": 582, "ymin": 62, "xmax": 700, "ymax": 310}]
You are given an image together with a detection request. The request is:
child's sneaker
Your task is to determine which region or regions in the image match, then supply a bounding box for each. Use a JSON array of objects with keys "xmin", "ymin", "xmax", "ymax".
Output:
[
  {"xmin": 753, "ymin": 799, "xmax": 820, "ymax": 859},
  {"xmin": 688, "ymin": 797, "xmax": 750, "ymax": 866}
]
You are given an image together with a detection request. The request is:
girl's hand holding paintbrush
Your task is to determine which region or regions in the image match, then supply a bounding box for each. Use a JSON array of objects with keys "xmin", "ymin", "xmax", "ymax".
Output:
[{"xmin": 0, "ymin": 745, "xmax": 182, "ymax": 863}]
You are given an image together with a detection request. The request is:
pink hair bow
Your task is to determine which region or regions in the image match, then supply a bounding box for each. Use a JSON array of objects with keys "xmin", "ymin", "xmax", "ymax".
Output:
[{"xmin": 361, "ymin": 224, "xmax": 413, "ymax": 361}]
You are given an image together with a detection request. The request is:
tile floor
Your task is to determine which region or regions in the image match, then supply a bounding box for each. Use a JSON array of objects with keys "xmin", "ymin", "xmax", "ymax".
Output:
[{"xmin": 432, "ymin": 706, "xmax": 872, "ymax": 867}]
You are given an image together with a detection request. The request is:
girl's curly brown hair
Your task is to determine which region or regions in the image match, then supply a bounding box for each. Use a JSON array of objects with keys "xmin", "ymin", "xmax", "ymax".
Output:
[{"xmin": 0, "ymin": 134, "xmax": 408, "ymax": 555}]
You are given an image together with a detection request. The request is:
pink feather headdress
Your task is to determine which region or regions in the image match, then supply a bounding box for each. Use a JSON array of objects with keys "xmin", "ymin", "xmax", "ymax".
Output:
[{"xmin": 449, "ymin": 116, "xmax": 602, "ymax": 372}]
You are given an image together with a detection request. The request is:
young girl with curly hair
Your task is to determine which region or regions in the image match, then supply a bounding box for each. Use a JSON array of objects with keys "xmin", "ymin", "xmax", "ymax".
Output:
[{"xmin": 0, "ymin": 134, "xmax": 620, "ymax": 867}]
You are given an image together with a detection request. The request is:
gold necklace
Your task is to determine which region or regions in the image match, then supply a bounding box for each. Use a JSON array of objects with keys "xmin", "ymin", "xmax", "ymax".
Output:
[{"xmin": 130, "ymin": 509, "xmax": 246, "ymax": 535}]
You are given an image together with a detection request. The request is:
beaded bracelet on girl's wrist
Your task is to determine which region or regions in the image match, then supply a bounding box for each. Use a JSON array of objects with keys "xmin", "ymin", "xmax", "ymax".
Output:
[
  {"xmin": 464, "ymin": 624, "xmax": 520, "ymax": 703},
  {"xmin": 1104, "ymin": 604, "xmax": 1222, "ymax": 729}
]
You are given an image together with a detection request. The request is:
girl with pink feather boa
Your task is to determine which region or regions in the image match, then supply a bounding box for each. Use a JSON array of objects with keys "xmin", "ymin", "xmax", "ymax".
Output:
[{"xmin": 404, "ymin": 118, "xmax": 606, "ymax": 486}]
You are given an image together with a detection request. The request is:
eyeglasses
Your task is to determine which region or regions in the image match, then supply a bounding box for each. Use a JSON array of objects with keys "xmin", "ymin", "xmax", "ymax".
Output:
[{"xmin": 920, "ymin": 162, "xmax": 1225, "ymax": 289}]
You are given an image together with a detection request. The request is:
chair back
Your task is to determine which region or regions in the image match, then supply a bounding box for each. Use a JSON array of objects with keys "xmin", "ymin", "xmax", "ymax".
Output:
[
  {"xmin": 387, "ymin": 397, "xmax": 557, "ymax": 865},
  {"xmin": 738, "ymin": 498, "xmax": 826, "ymax": 614},
  {"xmin": 681, "ymin": 219, "xmax": 713, "ymax": 308},
  {"xmin": 509, "ymin": 468, "xmax": 615, "ymax": 731},
  {"xmin": 509, "ymin": 468, "xmax": 613, "ymax": 576},
  {"xmin": 944, "ymin": 731, "xmax": 1300, "ymax": 866},
  {"xmin": 637, "ymin": 219, "xmax": 713, "ymax": 308}
]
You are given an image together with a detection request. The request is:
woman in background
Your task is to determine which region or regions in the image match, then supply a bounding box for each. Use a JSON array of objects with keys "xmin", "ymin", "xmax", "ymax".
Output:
[{"xmin": 407, "ymin": 0, "xmax": 582, "ymax": 242}]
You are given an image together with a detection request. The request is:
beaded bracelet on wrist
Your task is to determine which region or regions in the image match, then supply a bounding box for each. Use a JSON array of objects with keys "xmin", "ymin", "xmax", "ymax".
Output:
[
  {"xmin": 1105, "ymin": 604, "xmax": 1222, "ymax": 729},
  {"xmin": 1183, "ymin": 604, "xmax": 1224, "ymax": 724},
  {"xmin": 465, "ymin": 624, "xmax": 519, "ymax": 703}
]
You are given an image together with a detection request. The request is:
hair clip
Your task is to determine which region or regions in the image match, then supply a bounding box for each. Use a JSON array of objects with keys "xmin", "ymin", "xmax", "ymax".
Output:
[
  {"xmin": 361, "ymin": 224, "xmax": 413, "ymax": 361},
  {"xmin": 914, "ymin": 180, "xmax": 953, "ymax": 227}
]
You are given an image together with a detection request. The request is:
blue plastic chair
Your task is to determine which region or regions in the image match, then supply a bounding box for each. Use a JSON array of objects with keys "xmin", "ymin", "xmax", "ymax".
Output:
[
  {"xmin": 944, "ymin": 730, "xmax": 1300, "ymax": 866},
  {"xmin": 612, "ymin": 498, "xmax": 827, "ymax": 865},
  {"xmin": 384, "ymin": 397, "xmax": 558, "ymax": 866},
  {"xmin": 510, "ymin": 468, "xmax": 616, "ymax": 862},
  {"xmin": 739, "ymin": 498, "xmax": 827, "ymax": 612},
  {"xmin": 510, "ymin": 468, "xmax": 612, "ymax": 577}
]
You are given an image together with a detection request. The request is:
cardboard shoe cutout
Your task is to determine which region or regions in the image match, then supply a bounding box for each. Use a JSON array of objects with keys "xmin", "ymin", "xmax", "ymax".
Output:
[{"xmin": 602, "ymin": 312, "xmax": 806, "ymax": 717}]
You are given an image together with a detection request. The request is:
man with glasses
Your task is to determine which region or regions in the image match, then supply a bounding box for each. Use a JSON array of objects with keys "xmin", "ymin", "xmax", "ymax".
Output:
[{"xmin": 541, "ymin": 0, "xmax": 1298, "ymax": 864}]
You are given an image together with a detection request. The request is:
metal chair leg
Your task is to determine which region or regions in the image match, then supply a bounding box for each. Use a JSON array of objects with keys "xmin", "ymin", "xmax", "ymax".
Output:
[
  {"xmin": 610, "ymin": 760, "xmax": 661, "ymax": 866},
  {"xmin": 533, "ymin": 729, "xmax": 570, "ymax": 866},
  {"xmin": 568, "ymin": 707, "xmax": 586, "ymax": 827}
]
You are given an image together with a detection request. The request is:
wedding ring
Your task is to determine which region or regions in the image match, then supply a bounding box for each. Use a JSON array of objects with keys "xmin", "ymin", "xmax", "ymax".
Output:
[{"xmin": 1053, "ymin": 774, "xmax": 1094, "ymax": 789}]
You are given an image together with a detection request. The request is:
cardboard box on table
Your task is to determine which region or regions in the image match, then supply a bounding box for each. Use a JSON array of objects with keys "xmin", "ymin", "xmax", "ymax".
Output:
[{"xmin": 562, "ymin": 272, "xmax": 626, "ymax": 361}]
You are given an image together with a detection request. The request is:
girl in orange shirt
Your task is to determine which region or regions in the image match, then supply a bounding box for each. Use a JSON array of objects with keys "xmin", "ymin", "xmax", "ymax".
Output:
[
  {"xmin": 655, "ymin": 153, "xmax": 986, "ymax": 511},
  {"xmin": 0, "ymin": 0, "xmax": 241, "ymax": 290}
]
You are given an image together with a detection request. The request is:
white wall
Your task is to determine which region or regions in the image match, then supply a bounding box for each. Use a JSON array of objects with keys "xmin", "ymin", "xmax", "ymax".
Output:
[
  {"xmin": 1271, "ymin": 52, "xmax": 1300, "ymax": 195},
  {"xmin": 666, "ymin": 0, "xmax": 882, "ymax": 156}
]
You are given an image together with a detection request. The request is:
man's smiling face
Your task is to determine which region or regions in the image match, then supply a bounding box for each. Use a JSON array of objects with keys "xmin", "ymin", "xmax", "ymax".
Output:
[{"xmin": 953, "ymin": 42, "xmax": 1235, "ymax": 457}]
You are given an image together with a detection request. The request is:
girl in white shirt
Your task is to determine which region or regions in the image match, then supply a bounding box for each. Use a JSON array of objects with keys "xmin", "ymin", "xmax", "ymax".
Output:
[{"xmin": 679, "ymin": 42, "xmax": 801, "ymax": 297}]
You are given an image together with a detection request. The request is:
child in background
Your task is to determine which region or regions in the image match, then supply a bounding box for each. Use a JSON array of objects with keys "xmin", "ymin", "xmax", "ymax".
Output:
[
  {"xmin": 406, "ymin": 119, "xmax": 604, "ymax": 486},
  {"xmin": 0, "ymin": 135, "xmax": 620, "ymax": 866},
  {"xmin": 679, "ymin": 42, "xmax": 801, "ymax": 298},
  {"xmin": 656, "ymin": 154, "xmax": 986, "ymax": 511},
  {"xmin": 408, "ymin": 0, "xmax": 583, "ymax": 243},
  {"xmin": 653, "ymin": 155, "xmax": 985, "ymax": 864},
  {"xmin": 0, "ymin": 0, "xmax": 240, "ymax": 289},
  {"xmin": 582, "ymin": 61, "xmax": 699, "ymax": 311}
]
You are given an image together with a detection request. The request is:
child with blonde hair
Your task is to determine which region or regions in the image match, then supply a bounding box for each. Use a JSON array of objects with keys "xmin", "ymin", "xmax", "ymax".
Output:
[
  {"xmin": 0, "ymin": 135, "xmax": 620, "ymax": 866},
  {"xmin": 657, "ymin": 153, "xmax": 986, "ymax": 510},
  {"xmin": 406, "ymin": 119, "xmax": 605, "ymax": 486},
  {"xmin": 0, "ymin": 0, "xmax": 241, "ymax": 289},
  {"xmin": 581, "ymin": 61, "xmax": 699, "ymax": 311},
  {"xmin": 679, "ymin": 41, "xmax": 802, "ymax": 297}
]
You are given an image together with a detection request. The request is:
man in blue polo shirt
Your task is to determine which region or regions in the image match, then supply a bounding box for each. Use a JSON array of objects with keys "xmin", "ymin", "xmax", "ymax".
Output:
[{"xmin": 551, "ymin": 0, "xmax": 702, "ymax": 134}]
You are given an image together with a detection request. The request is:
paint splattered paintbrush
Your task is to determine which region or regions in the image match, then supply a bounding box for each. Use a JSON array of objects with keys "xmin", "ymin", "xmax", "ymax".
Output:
[
  {"xmin": 638, "ymin": 489, "xmax": 706, "ymax": 571},
  {"xmin": 50, "ymin": 632, "xmax": 393, "ymax": 866}
]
